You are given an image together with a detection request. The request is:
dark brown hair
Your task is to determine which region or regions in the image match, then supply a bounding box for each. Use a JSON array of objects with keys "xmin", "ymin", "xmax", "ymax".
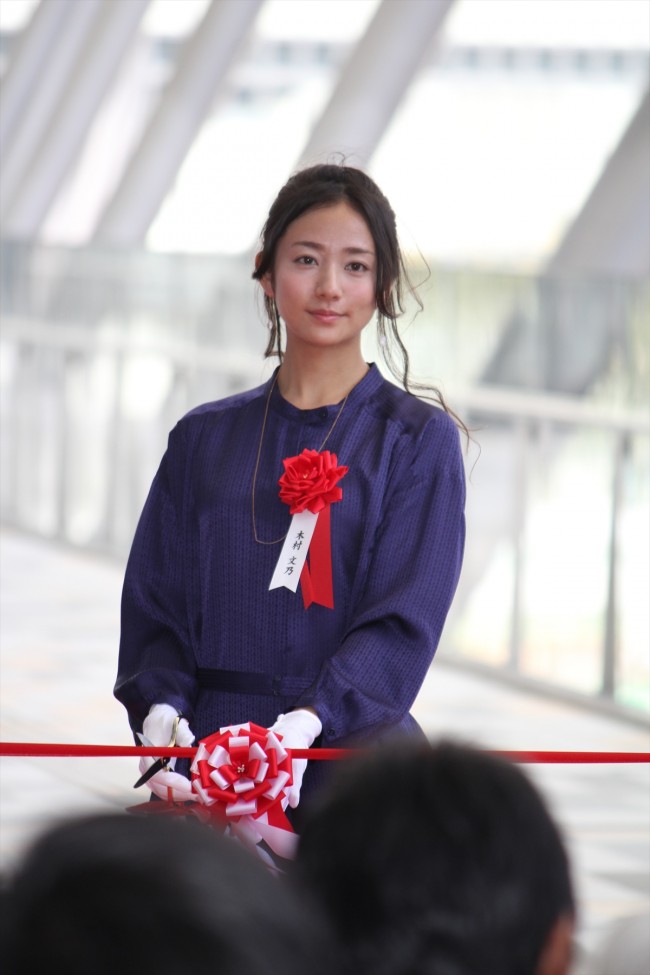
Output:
[
  {"xmin": 252, "ymin": 163, "xmax": 467, "ymax": 436},
  {"xmin": 296, "ymin": 741, "xmax": 575, "ymax": 975}
]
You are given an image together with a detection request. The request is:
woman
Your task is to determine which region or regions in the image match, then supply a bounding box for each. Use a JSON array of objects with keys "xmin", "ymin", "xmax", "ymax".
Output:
[{"xmin": 114, "ymin": 164, "xmax": 466, "ymax": 822}]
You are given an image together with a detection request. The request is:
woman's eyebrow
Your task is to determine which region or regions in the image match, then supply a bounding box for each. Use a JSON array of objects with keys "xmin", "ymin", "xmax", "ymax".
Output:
[{"xmin": 289, "ymin": 239, "xmax": 375, "ymax": 256}]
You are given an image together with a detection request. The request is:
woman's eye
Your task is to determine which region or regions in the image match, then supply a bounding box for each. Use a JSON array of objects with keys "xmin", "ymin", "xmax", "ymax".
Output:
[
  {"xmin": 295, "ymin": 255, "xmax": 317, "ymax": 265},
  {"xmin": 346, "ymin": 261, "xmax": 368, "ymax": 272}
]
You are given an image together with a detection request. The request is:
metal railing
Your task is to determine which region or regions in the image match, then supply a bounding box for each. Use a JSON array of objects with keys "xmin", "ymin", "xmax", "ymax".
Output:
[
  {"xmin": 452, "ymin": 384, "xmax": 648, "ymax": 714},
  {"xmin": 1, "ymin": 240, "xmax": 648, "ymax": 717},
  {"xmin": 1, "ymin": 312, "xmax": 647, "ymax": 718}
]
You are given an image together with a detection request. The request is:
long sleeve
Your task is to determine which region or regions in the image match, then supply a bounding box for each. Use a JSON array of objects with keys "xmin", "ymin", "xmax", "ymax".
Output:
[
  {"xmin": 114, "ymin": 421, "xmax": 198, "ymax": 734},
  {"xmin": 294, "ymin": 411, "xmax": 465, "ymax": 744}
]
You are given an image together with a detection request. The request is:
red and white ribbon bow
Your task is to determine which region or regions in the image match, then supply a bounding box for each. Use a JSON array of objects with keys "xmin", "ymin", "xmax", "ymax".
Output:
[{"xmin": 191, "ymin": 722, "xmax": 297, "ymax": 859}]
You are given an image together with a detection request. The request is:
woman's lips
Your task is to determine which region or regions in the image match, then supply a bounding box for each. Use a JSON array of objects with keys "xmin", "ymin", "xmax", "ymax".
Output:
[{"xmin": 309, "ymin": 310, "xmax": 343, "ymax": 323}]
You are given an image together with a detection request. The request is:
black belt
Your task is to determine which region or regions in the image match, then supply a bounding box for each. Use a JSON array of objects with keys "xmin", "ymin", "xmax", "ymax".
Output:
[{"xmin": 196, "ymin": 668, "xmax": 315, "ymax": 697}]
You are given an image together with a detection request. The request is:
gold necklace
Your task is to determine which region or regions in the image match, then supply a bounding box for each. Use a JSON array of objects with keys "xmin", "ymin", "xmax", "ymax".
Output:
[{"xmin": 251, "ymin": 373, "xmax": 350, "ymax": 545}]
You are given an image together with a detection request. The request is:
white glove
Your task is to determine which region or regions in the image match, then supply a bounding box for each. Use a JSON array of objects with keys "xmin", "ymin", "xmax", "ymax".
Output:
[
  {"xmin": 138, "ymin": 703, "xmax": 197, "ymax": 802},
  {"xmin": 268, "ymin": 709, "xmax": 322, "ymax": 809}
]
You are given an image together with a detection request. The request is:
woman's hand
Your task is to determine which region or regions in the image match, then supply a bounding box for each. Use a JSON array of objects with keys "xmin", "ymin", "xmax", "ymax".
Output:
[
  {"xmin": 269, "ymin": 709, "xmax": 322, "ymax": 808},
  {"xmin": 137, "ymin": 703, "xmax": 197, "ymax": 802}
]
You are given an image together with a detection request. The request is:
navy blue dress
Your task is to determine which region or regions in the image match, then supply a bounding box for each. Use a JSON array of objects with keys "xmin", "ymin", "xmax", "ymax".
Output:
[{"xmin": 115, "ymin": 364, "xmax": 465, "ymax": 805}]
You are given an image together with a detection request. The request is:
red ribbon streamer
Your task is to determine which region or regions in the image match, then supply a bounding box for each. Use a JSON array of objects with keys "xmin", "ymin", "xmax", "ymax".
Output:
[
  {"xmin": 300, "ymin": 504, "xmax": 334, "ymax": 609},
  {"xmin": 0, "ymin": 742, "xmax": 649, "ymax": 763}
]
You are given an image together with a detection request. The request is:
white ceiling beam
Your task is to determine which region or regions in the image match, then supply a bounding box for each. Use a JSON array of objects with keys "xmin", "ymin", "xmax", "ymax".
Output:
[
  {"xmin": 297, "ymin": 0, "xmax": 455, "ymax": 168},
  {"xmin": 547, "ymin": 87, "xmax": 650, "ymax": 276},
  {"xmin": 0, "ymin": 0, "xmax": 74, "ymax": 150},
  {"xmin": 94, "ymin": 0, "xmax": 265, "ymax": 247},
  {"xmin": 2, "ymin": 0, "xmax": 150, "ymax": 238},
  {"xmin": 0, "ymin": 0, "xmax": 106, "ymax": 222}
]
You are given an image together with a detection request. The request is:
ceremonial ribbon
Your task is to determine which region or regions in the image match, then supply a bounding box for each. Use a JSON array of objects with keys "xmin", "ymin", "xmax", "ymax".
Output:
[
  {"xmin": 187, "ymin": 722, "xmax": 299, "ymax": 857},
  {"xmin": 1, "ymin": 742, "xmax": 649, "ymax": 763}
]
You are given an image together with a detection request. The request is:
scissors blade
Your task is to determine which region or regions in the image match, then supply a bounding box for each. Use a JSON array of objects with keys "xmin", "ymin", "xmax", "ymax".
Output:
[
  {"xmin": 133, "ymin": 757, "xmax": 168, "ymax": 788},
  {"xmin": 133, "ymin": 716, "xmax": 181, "ymax": 788}
]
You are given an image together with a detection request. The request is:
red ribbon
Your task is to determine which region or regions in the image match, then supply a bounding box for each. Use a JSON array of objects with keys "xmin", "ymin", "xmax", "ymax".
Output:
[
  {"xmin": 1, "ymin": 742, "xmax": 649, "ymax": 763},
  {"xmin": 300, "ymin": 503, "xmax": 334, "ymax": 609},
  {"xmin": 190, "ymin": 722, "xmax": 293, "ymax": 827},
  {"xmin": 126, "ymin": 723, "xmax": 300, "ymax": 857}
]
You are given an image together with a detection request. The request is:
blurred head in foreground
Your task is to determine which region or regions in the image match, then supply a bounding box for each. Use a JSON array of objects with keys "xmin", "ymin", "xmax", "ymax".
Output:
[
  {"xmin": 295, "ymin": 739, "xmax": 575, "ymax": 975},
  {"xmin": 3, "ymin": 811, "xmax": 338, "ymax": 975}
]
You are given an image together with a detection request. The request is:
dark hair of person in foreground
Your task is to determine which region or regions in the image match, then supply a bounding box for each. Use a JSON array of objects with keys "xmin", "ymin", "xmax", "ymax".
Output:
[
  {"xmin": 294, "ymin": 739, "xmax": 576, "ymax": 975},
  {"xmin": 2, "ymin": 811, "xmax": 341, "ymax": 975}
]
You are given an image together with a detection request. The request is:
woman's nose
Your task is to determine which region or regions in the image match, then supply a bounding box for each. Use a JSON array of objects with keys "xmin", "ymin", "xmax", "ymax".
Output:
[{"xmin": 315, "ymin": 263, "xmax": 341, "ymax": 298}]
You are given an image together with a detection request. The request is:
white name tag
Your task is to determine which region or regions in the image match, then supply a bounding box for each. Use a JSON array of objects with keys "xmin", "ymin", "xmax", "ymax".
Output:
[{"xmin": 268, "ymin": 510, "xmax": 318, "ymax": 593}]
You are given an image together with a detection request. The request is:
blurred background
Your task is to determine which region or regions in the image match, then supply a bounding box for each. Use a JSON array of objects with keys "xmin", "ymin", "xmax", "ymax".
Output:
[
  {"xmin": 0, "ymin": 3, "xmax": 649, "ymax": 969},
  {"xmin": 1, "ymin": 0, "xmax": 648, "ymax": 717}
]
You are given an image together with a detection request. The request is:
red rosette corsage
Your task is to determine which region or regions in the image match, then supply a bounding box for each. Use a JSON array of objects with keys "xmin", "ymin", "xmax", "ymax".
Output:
[
  {"xmin": 278, "ymin": 449, "xmax": 348, "ymax": 515},
  {"xmin": 274, "ymin": 449, "xmax": 348, "ymax": 610}
]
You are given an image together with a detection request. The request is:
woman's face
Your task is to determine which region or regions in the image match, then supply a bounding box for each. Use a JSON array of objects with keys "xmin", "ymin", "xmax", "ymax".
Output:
[{"xmin": 261, "ymin": 201, "xmax": 377, "ymax": 356}]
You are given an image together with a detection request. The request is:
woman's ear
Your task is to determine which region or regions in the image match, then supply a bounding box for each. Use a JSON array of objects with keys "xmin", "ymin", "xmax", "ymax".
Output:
[{"xmin": 255, "ymin": 252, "xmax": 274, "ymax": 298}]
